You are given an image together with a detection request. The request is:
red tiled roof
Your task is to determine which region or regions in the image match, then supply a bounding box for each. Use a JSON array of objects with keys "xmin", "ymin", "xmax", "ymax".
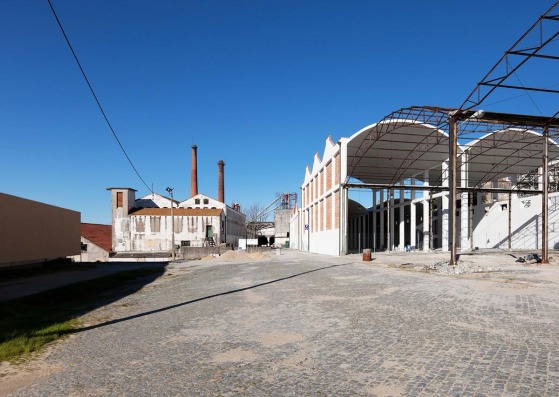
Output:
[
  {"xmin": 129, "ymin": 208, "xmax": 223, "ymax": 216},
  {"xmin": 81, "ymin": 223, "xmax": 112, "ymax": 253}
]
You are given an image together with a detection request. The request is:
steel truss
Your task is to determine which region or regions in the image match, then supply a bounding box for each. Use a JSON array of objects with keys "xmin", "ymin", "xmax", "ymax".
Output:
[{"xmin": 346, "ymin": 2, "xmax": 559, "ymax": 264}]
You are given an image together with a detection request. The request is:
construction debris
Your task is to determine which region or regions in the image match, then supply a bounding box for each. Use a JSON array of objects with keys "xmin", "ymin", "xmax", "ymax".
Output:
[{"xmin": 515, "ymin": 253, "xmax": 542, "ymax": 264}]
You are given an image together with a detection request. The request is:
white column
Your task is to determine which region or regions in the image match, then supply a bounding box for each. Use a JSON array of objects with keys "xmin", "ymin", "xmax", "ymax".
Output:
[
  {"xmin": 460, "ymin": 192, "xmax": 469, "ymax": 251},
  {"xmin": 372, "ymin": 190, "xmax": 377, "ymax": 251},
  {"xmin": 423, "ymin": 170, "xmax": 430, "ymax": 251},
  {"xmin": 410, "ymin": 178, "xmax": 416, "ymax": 249},
  {"xmin": 460, "ymin": 152, "xmax": 469, "ymax": 251},
  {"xmin": 390, "ymin": 190, "xmax": 395, "ymax": 250},
  {"xmin": 441, "ymin": 161, "xmax": 449, "ymax": 252},
  {"xmin": 399, "ymin": 182, "xmax": 405, "ymax": 250},
  {"xmin": 492, "ymin": 180, "xmax": 499, "ymax": 203},
  {"xmin": 379, "ymin": 190, "xmax": 385, "ymax": 249},
  {"xmin": 410, "ymin": 203, "xmax": 416, "ymax": 249},
  {"xmin": 510, "ymin": 174, "xmax": 518, "ymax": 200}
]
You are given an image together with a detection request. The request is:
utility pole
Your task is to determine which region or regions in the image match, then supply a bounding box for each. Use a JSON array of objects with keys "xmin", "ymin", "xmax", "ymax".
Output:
[{"xmin": 166, "ymin": 187, "xmax": 175, "ymax": 261}]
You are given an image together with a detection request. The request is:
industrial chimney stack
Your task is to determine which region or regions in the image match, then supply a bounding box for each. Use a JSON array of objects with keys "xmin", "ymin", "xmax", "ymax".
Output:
[
  {"xmin": 218, "ymin": 160, "xmax": 225, "ymax": 203},
  {"xmin": 190, "ymin": 145, "xmax": 198, "ymax": 197}
]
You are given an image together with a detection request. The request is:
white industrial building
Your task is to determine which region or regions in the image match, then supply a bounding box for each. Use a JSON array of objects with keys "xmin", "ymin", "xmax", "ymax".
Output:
[
  {"xmin": 290, "ymin": 107, "xmax": 559, "ymax": 260},
  {"xmin": 108, "ymin": 146, "xmax": 246, "ymax": 256}
]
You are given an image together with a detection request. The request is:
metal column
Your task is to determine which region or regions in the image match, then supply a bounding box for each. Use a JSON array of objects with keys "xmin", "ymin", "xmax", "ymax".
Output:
[{"xmin": 448, "ymin": 114, "xmax": 458, "ymax": 265}]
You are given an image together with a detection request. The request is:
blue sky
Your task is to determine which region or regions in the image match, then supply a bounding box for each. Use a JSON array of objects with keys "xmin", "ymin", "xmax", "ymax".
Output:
[{"xmin": 1, "ymin": 1, "xmax": 557, "ymax": 224}]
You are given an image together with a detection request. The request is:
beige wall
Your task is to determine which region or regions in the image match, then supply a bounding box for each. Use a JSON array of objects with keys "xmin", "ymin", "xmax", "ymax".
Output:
[
  {"xmin": 0, "ymin": 193, "xmax": 81, "ymax": 267},
  {"xmin": 70, "ymin": 237, "xmax": 110, "ymax": 263}
]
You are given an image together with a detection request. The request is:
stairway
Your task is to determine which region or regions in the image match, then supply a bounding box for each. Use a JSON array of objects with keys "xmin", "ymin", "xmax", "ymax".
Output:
[{"xmin": 206, "ymin": 237, "xmax": 215, "ymax": 247}]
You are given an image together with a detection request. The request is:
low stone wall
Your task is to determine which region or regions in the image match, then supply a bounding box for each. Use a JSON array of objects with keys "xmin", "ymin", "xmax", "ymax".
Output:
[
  {"xmin": 180, "ymin": 246, "xmax": 232, "ymax": 260},
  {"xmin": 246, "ymin": 246, "xmax": 272, "ymax": 254}
]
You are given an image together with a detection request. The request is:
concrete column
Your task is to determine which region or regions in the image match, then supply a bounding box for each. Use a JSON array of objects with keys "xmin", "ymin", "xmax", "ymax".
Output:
[
  {"xmin": 390, "ymin": 190, "xmax": 395, "ymax": 250},
  {"xmin": 510, "ymin": 174, "xmax": 518, "ymax": 200},
  {"xmin": 460, "ymin": 192, "xmax": 469, "ymax": 251},
  {"xmin": 410, "ymin": 177, "xmax": 416, "ymax": 249},
  {"xmin": 379, "ymin": 189, "xmax": 385, "ymax": 249},
  {"xmin": 460, "ymin": 151, "xmax": 469, "ymax": 251},
  {"xmin": 410, "ymin": 202, "xmax": 416, "ymax": 249},
  {"xmin": 372, "ymin": 190, "xmax": 377, "ymax": 251},
  {"xmin": 441, "ymin": 161, "xmax": 449, "ymax": 252},
  {"xmin": 423, "ymin": 170, "xmax": 430, "ymax": 251},
  {"xmin": 399, "ymin": 183, "xmax": 405, "ymax": 250}
]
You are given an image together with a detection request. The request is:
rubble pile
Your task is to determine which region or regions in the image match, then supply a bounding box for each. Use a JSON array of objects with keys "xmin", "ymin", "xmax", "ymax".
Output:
[{"xmin": 422, "ymin": 260, "xmax": 501, "ymax": 275}]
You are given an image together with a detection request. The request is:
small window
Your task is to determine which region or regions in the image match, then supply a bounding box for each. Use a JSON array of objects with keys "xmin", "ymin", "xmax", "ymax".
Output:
[
  {"xmin": 116, "ymin": 192, "xmax": 123, "ymax": 208},
  {"xmin": 181, "ymin": 240, "xmax": 190, "ymax": 247},
  {"xmin": 195, "ymin": 198, "xmax": 200, "ymax": 204},
  {"xmin": 203, "ymin": 198, "xmax": 209, "ymax": 205},
  {"xmin": 81, "ymin": 243, "xmax": 88, "ymax": 252}
]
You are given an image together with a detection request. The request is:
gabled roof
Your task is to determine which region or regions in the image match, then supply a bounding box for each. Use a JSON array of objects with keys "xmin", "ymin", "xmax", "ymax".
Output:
[
  {"xmin": 129, "ymin": 208, "xmax": 223, "ymax": 216},
  {"xmin": 81, "ymin": 223, "xmax": 112, "ymax": 253}
]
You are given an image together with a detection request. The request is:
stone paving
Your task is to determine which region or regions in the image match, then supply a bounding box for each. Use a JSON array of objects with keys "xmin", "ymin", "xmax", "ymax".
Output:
[{"xmin": 4, "ymin": 250, "xmax": 559, "ymax": 396}]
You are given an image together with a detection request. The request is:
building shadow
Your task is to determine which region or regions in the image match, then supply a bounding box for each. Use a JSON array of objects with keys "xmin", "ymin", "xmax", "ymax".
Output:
[
  {"xmin": 0, "ymin": 262, "xmax": 168, "ymax": 348},
  {"xmin": 68, "ymin": 262, "xmax": 352, "ymax": 334}
]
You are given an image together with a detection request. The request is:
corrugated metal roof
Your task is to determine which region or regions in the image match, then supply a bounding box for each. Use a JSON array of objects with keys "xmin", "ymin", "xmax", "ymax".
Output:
[{"xmin": 130, "ymin": 208, "xmax": 223, "ymax": 216}]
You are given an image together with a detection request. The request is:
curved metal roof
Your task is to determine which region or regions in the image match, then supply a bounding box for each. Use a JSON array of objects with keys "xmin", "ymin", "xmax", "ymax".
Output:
[
  {"xmin": 346, "ymin": 119, "xmax": 451, "ymax": 186},
  {"xmin": 464, "ymin": 128, "xmax": 559, "ymax": 188},
  {"xmin": 345, "ymin": 106, "xmax": 559, "ymax": 189}
]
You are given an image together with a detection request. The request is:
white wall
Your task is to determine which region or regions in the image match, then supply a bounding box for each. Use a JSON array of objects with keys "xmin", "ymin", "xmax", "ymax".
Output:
[
  {"xmin": 472, "ymin": 192, "xmax": 559, "ymax": 250},
  {"xmin": 289, "ymin": 210, "xmax": 300, "ymax": 250},
  {"xmin": 309, "ymin": 230, "xmax": 340, "ymax": 256},
  {"xmin": 130, "ymin": 214, "xmax": 222, "ymax": 250}
]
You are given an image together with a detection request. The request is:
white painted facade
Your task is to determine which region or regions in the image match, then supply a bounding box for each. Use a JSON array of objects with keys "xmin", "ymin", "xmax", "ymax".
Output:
[
  {"xmin": 108, "ymin": 188, "xmax": 246, "ymax": 253},
  {"xmin": 290, "ymin": 123, "xmax": 559, "ymax": 256},
  {"xmin": 291, "ymin": 136, "xmax": 344, "ymax": 256},
  {"xmin": 472, "ymin": 192, "xmax": 559, "ymax": 250}
]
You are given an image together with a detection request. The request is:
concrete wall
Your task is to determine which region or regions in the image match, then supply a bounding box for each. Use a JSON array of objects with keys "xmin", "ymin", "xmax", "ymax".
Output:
[
  {"xmin": 224, "ymin": 206, "xmax": 246, "ymax": 247},
  {"xmin": 70, "ymin": 237, "xmax": 110, "ymax": 262},
  {"xmin": 0, "ymin": 193, "xmax": 80, "ymax": 267},
  {"xmin": 289, "ymin": 210, "xmax": 300, "ymax": 250},
  {"xmin": 130, "ymin": 214, "xmax": 222, "ymax": 250},
  {"xmin": 180, "ymin": 246, "xmax": 232, "ymax": 260},
  {"xmin": 472, "ymin": 191, "xmax": 559, "ymax": 250},
  {"xmin": 108, "ymin": 188, "xmax": 136, "ymax": 252},
  {"xmin": 274, "ymin": 209, "xmax": 291, "ymax": 237}
]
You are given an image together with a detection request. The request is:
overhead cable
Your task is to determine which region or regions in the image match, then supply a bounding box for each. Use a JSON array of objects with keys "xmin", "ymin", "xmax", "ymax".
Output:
[{"xmin": 46, "ymin": 0, "xmax": 152, "ymax": 193}]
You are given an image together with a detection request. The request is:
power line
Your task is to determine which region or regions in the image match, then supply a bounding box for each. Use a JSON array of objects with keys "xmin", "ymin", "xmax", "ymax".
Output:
[{"xmin": 46, "ymin": 0, "xmax": 152, "ymax": 193}]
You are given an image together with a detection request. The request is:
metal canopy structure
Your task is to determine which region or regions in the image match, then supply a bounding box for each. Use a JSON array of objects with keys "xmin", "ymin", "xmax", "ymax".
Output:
[
  {"xmin": 342, "ymin": 2, "xmax": 559, "ymax": 263},
  {"xmin": 347, "ymin": 106, "xmax": 559, "ymax": 187}
]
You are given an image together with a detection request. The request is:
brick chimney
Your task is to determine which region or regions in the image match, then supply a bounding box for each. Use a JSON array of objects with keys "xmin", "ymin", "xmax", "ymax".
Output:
[
  {"xmin": 191, "ymin": 145, "xmax": 198, "ymax": 197},
  {"xmin": 218, "ymin": 160, "xmax": 225, "ymax": 203}
]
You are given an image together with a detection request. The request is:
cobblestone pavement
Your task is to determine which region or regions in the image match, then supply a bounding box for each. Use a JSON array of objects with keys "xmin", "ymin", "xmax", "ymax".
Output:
[{"xmin": 5, "ymin": 250, "xmax": 559, "ymax": 396}]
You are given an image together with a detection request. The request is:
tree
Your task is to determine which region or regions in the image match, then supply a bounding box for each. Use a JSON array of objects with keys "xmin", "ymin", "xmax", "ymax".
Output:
[{"xmin": 245, "ymin": 203, "xmax": 267, "ymax": 223}]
